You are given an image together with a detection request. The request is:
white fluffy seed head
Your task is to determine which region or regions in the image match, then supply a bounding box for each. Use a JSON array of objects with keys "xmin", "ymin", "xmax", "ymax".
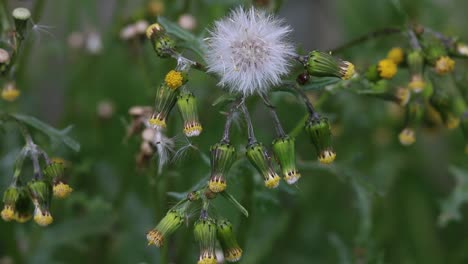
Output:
[{"xmin": 205, "ymin": 7, "xmax": 295, "ymax": 96}]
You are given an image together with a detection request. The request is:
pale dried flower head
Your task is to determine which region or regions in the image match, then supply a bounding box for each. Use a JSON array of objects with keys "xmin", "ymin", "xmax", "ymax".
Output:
[
  {"xmin": 178, "ymin": 14, "xmax": 197, "ymax": 31},
  {"xmin": 205, "ymin": 7, "xmax": 295, "ymax": 96}
]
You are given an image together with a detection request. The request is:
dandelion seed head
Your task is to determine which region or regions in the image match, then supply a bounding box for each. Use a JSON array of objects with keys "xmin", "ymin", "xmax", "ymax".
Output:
[{"xmin": 205, "ymin": 7, "xmax": 295, "ymax": 96}]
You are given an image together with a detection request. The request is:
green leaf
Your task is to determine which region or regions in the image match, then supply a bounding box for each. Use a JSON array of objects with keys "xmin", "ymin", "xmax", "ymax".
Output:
[
  {"xmin": 221, "ymin": 191, "xmax": 249, "ymax": 218},
  {"xmin": 12, "ymin": 113, "xmax": 80, "ymax": 152},
  {"xmin": 438, "ymin": 165, "xmax": 468, "ymax": 227},
  {"xmin": 158, "ymin": 16, "xmax": 206, "ymax": 59}
]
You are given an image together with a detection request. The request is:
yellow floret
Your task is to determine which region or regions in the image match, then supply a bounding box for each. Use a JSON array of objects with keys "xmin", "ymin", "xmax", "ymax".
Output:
[
  {"xmin": 34, "ymin": 209, "xmax": 53, "ymax": 226},
  {"xmin": 399, "ymin": 128, "xmax": 415, "ymax": 146},
  {"xmin": 378, "ymin": 59, "xmax": 398, "ymax": 79},
  {"xmin": 1, "ymin": 85, "xmax": 20, "ymax": 102},
  {"xmin": 208, "ymin": 176, "xmax": 227, "ymax": 193},
  {"xmin": 435, "ymin": 56, "xmax": 455, "ymax": 75},
  {"xmin": 264, "ymin": 173, "xmax": 281, "ymax": 189},
  {"xmin": 445, "ymin": 114, "xmax": 460, "ymax": 130},
  {"xmin": 165, "ymin": 70, "xmax": 184, "ymax": 90},
  {"xmin": 149, "ymin": 116, "xmax": 166, "ymax": 128},
  {"xmin": 147, "ymin": 229, "xmax": 164, "ymax": 247},
  {"xmin": 1, "ymin": 205, "xmax": 15, "ymax": 221},
  {"xmin": 408, "ymin": 75, "xmax": 425, "ymax": 93},
  {"xmin": 183, "ymin": 122, "xmax": 203, "ymax": 137},
  {"xmin": 387, "ymin": 47, "xmax": 404, "ymax": 65},
  {"xmin": 318, "ymin": 150, "xmax": 336, "ymax": 164},
  {"xmin": 53, "ymin": 182, "xmax": 73, "ymax": 199},
  {"xmin": 224, "ymin": 247, "xmax": 243, "ymax": 262},
  {"xmin": 395, "ymin": 87, "xmax": 411, "ymax": 106},
  {"xmin": 342, "ymin": 61, "xmax": 355, "ymax": 80}
]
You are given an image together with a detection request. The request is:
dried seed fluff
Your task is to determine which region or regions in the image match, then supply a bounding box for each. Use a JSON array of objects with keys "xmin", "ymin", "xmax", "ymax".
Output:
[{"xmin": 205, "ymin": 7, "xmax": 295, "ymax": 96}]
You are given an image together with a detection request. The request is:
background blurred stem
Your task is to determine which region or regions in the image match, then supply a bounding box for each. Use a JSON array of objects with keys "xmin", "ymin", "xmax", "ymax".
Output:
[{"xmin": 332, "ymin": 27, "xmax": 403, "ymax": 53}]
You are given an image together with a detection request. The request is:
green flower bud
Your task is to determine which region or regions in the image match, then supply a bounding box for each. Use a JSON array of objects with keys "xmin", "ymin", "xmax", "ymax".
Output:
[
  {"xmin": 407, "ymin": 50, "xmax": 424, "ymax": 76},
  {"xmin": 272, "ymin": 136, "xmax": 300, "ymax": 184},
  {"xmin": 246, "ymin": 142, "xmax": 281, "ymax": 189},
  {"xmin": 146, "ymin": 23, "xmax": 176, "ymax": 58},
  {"xmin": 177, "ymin": 92, "xmax": 203, "ymax": 137},
  {"xmin": 217, "ymin": 219, "xmax": 242, "ymax": 262},
  {"xmin": 147, "ymin": 209, "xmax": 184, "ymax": 247},
  {"xmin": 208, "ymin": 142, "xmax": 236, "ymax": 193},
  {"xmin": 12, "ymin": 7, "xmax": 31, "ymax": 40},
  {"xmin": 194, "ymin": 218, "xmax": 217, "ymax": 264},
  {"xmin": 371, "ymin": 80, "xmax": 389, "ymax": 93},
  {"xmin": 149, "ymin": 83, "xmax": 180, "ymax": 128},
  {"xmin": 28, "ymin": 180, "xmax": 53, "ymax": 226},
  {"xmin": 13, "ymin": 187, "xmax": 33, "ymax": 223},
  {"xmin": 43, "ymin": 161, "xmax": 73, "ymax": 199},
  {"xmin": 1, "ymin": 185, "xmax": 20, "ymax": 221},
  {"xmin": 306, "ymin": 51, "xmax": 355, "ymax": 80},
  {"xmin": 304, "ymin": 116, "xmax": 336, "ymax": 164},
  {"xmin": 424, "ymin": 41, "xmax": 447, "ymax": 64},
  {"xmin": 365, "ymin": 65, "xmax": 380, "ymax": 82}
]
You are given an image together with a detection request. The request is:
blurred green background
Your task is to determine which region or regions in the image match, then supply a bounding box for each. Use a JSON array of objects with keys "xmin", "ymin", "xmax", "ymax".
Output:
[{"xmin": 1, "ymin": 0, "xmax": 468, "ymax": 263}]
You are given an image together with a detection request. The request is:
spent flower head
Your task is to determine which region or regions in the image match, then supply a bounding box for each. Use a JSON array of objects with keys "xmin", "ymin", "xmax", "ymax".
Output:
[{"xmin": 205, "ymin": 7, "xmax": 295, "ymax": 96}]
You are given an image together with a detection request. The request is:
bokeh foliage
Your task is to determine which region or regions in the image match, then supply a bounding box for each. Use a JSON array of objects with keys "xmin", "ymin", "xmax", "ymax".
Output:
[{"xmin": 1, "ymin": 0, "xmax": 468, "ymax": 263}]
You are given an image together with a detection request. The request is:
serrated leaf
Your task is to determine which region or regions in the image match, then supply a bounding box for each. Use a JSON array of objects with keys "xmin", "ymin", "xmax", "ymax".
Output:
[{"xmin": 12, "ymin": 113, "xmax": 80, "ymax": 152}]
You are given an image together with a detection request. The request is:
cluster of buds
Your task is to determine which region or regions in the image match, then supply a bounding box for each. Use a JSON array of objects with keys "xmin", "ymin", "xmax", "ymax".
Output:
[
  {"xmin": 0, "ymin": 7, "xmax": 33, "ymax": 103},
  {"xmin": 1, "ymin": 154, "xmax": 72, "ymax": 226}
]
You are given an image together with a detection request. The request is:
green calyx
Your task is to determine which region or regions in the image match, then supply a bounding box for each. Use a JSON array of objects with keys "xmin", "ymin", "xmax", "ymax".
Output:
[
  {"xmin": 272, "ymin": 136, "xmax": 301, "ymax": 185},
  {"xmin": 147, "ymin": 209, "xmax": 185, "ymax": 247},
  {"xmin": 13, "ymin": 187, "xmax": 33, "ymax": 223},
  {"xmin": 246, "ymin": 142, "xmax": 280, "ymax": 188},
  {"xmin": 3, "ymin": 185, "xmax": 20, "ymax": 206},
  {"xmin": 43, "ymin": 162, "xmax": 65, "ymax": 183},
  {"xmin": 150, "ymin": 83, "xmax": 180, "ymax": 128},
  {"xmin": 365, "ymin": 65, "xmax": 380, "ymax": 82},
  {"xmin": 177, "ymin": 92, "xmax": 203, "ymax": 137},
  {"xmin": 194, "ymin": 218, "xmax": 217, "ymax": 262},
  {"xmin": 27, "ymin": 180, "xmax": 52, "ymax": 211},
  {"xmin": 306, "ymin": 50, "xmax": 350, "ymax": 79},
  {"xmin": 12, "ymin": 7, "xmax": 31, "ymax": 40},
  {"xmin": 407, "ymin": 50, "xmax": 424, "ymax": 76},
  {"xmin": 208, "ymin": 142, "xmax": 236, "ymax": 193},
  {"xmin": 217, "ymin": 219, "xmax": 242, "ymax": 262},
  {"xmin": 153, "ymin": 35, "xmax": 176, "ymax": 58},
  {"xmin": 304, "ymin": 116, "xmax": 332, "ymax": 154}
]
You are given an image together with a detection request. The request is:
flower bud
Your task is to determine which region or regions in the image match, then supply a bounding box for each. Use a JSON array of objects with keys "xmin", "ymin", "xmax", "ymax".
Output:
[
  {"xmin": 208, "ymin": 143, "xmax": 236, "ymax": 193},
  {"xmin": 304, "ymin": 116, "xmax": 336, "ymax": 164},
  {"xmin": 306, "ymin": 51, "xmax": 355, "ymax": 80},
  {"xmin": 394, "ymin": 87, "xmax": 411, "ymax": 106},
  {"xmin": 12, "ymin": 7, "xmax": 31, "ymax": 40},
  {"xmin": 387, "ymin": 47, "xmax": 405, "ymax": 65},
  {"xmin": 246, "ymin": 142, "xmax": 281, "ymax": 189},
  {"xmin": 272, "ymin": 136, "xmax": 300, "ymax": 184},
  {"xmin": 1, "ymin": 186, "xmax": 20, "ymax": 221},
  {"xmin": 149, "ymin": 82, "xmax": 180, "ymax": 128},
  {"xmin": 147, "ymin": 209, "xmax": 184, "ymax": 247},
  {"xmin": 0, "ymin": 48, "xmax": 10, "ymax": 73},
  {"xmin": 217, "ymin": 219, "xmax": 242, "ymax": 262},
  {"xmin": 408, "ymin": 75, "xmax": 425, "ymax": 93},
  {"xmin": 407, "ymin": 50, "xmax": 424, "ymax": 77},
  {"xmin": 13, "ymin": 187, "xmax": 33, "ymax": 223},
  {"xmin": 43, "ymin": 161, "xmax": 73, "ymax": 199},
  {"xmin": 430, "ymin": 88, "xmax": 459, "ymax": 129},
  {"xmin": 177, "ymin": 92, "xmax": 203, "ymax": 137},
  {"xmin": 1, "ymin": 82, "xmax": 20, "ymax": 102},
  {"xmin": 434, "ymin": 56, "xmax": 455, "ymax": 75},
  {"xmin": 28, "ymin": 180, "xmax": 53, "ymax": 226},
  {"xmin": 145, "ymin": 23, "xmax": 175, "ymax": 58},
  {"xmin": 377, "ymin": 59, "xmax": 397, "ymax": 79},
  {"xmin": 399, "ymin": 127, "xmax": 415, "ymax": 146},
  {"xmin": 455, "ymin": 42, "xmax": 468, "ymax": 56},
  {"xmin": 194, "ymin": 218, "xmax": 217, "ymax": 264}
]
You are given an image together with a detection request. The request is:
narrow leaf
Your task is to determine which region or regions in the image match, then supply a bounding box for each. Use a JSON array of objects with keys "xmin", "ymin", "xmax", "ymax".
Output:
[{"xmin": 221, "ymin": 191, "xmax": 249, "ymax": 218}]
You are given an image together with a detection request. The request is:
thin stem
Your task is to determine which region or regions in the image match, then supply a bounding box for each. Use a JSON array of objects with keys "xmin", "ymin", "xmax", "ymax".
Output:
[
  {"xmin": 221, "ymin": 100, "xmax": 240, "ymax": 143},
  {"xmin": 260, "ymin": 94, "xmax": 286, "ymax": 138},
  {"xmin": 292, "ymin": 83, "xmax": 319, "ymax": 118},
  {"xmin": 424, "ymin": 27, "xmax": 454, "ymax": 48},
  {"xmin": 408, "ymin": 30, "xmax": 422, "ymax": 51},
  {"xmin": 332, "ymin": 27, "xmax": 403, "ymax": 53},
  {"xmin": 239, "ymin": 100, "xmax": 257, "ymax": 145}
]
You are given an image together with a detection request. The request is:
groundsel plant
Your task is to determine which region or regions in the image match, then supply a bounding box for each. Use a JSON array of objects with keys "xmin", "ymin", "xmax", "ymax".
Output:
[
  {"xmin": 121, "ymin": 4, "xmax": 468, "ymax": 263},
  {"xmin": 1, "ymin": 7, "xmax": 79, "ymax": 226}
]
